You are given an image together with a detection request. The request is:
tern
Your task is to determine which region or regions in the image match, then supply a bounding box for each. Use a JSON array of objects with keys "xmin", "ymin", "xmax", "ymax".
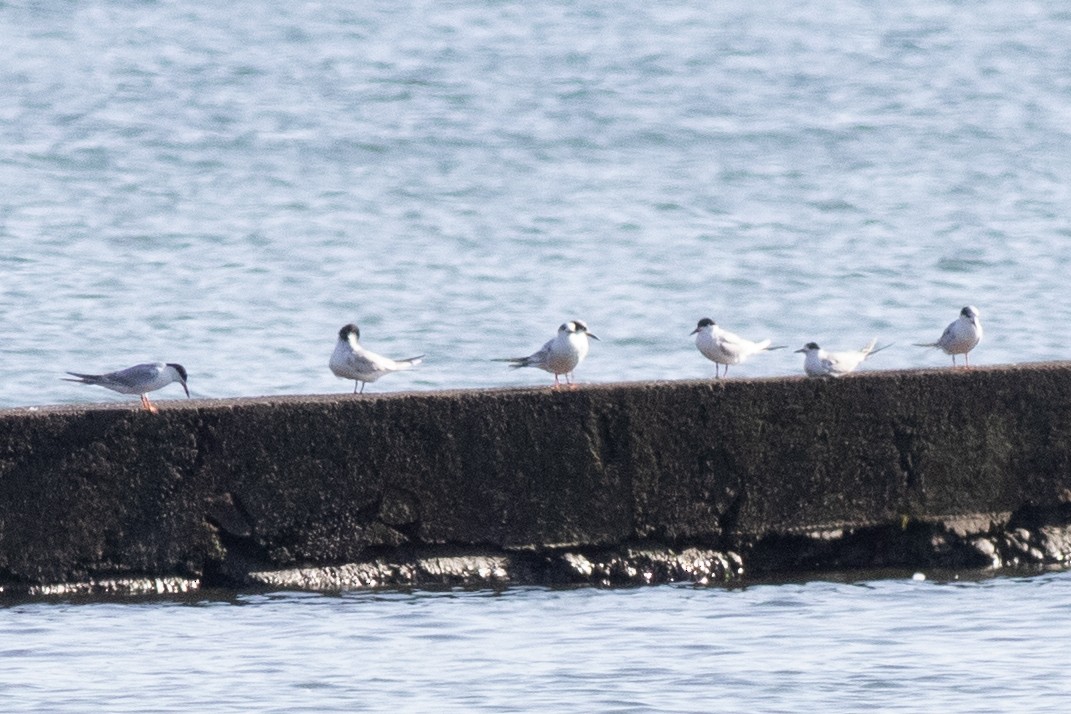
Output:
[
  {"xmin": 64, "ymin": 362, "xmax": 190, "ymax": 413},
  {"xmin": 795, "ymin": 339, "xmax": 890, "ymax": 378},
  {"xmin": 495, "ymin": 319, "xmax": 599, "ymax": 388},
  {"xmin": 690, "ymin": 317, "xmax": 785, "ymax": 378},
  {"xmin": 329, "ymin": 323, "xmax": 424, "ymax": 394},
  {"xmin": 915, "ymin": 305, "xmax": 983, "ymax": 367}
]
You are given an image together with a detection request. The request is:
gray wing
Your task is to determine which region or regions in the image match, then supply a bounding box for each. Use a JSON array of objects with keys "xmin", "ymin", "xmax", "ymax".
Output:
[
  {"xmin": 348, "ymin": 347, "xmax": 422, "ymax": 374},
  {"xmin": 820, "ymin": 355, "xmax": 844, "ymax": 375},
  {"xmin": 494, "ymin": 338, "xmax": 553, "ymax": 367},
  {"xmin": 345, "ymin": 351, "xmax": 389, "ymax": 374},
  {"xmin": 915, "ymin": 324, "xmax": 952, "ymax": 348},
  {"xmin": 717, "ymin": 330, "xmax": 752, "ymax": 349},
  {"xmin": 515, "ymin": 339, "xmax": 554, "ymax": 368},
  {"xmin": 66, "ymin": 362, "xmax": 162, "ymax": 388},
  {"xmin": 823, "ymin": 351, "xmax": 862, "ymax": 375},
  {"xmin": 103, "ymin": 363, "xmax": 164, "ymax": 389},
  {"xmin": 936, "ymin": 322, "xmax": 957, "ymax": 348},
  {"xmin": 914, "ymin": 322, "xmax": 956, "ymax": 349}
]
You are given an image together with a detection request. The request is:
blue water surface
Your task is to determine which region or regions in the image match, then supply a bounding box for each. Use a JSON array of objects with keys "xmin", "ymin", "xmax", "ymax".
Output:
[
  {"xmin": 3, "ymin": 572, "xmax": 1070, "ymax": 713},
  {"xmin": 1, "ymin": 0, "xmax": 1069, "ymax": 407}
]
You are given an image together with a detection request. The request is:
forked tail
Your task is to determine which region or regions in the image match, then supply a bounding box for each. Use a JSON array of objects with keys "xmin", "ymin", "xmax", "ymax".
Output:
[
  {"xmin": 62, "ymin": 372, "xmax": 101, "ymax": 384},
  {"xmin": 396, "ymin": 355, "xmax": 424, "ymax": 369},
  {"xmin": 864, "ymin": 339, "xmax": 893, "ymax": 356}
]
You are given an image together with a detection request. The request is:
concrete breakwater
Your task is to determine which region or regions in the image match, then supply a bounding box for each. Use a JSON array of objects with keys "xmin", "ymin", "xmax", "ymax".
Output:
[{"xmin": 2, "ymin": 364, "xmax": 1070, "ymax": 596}]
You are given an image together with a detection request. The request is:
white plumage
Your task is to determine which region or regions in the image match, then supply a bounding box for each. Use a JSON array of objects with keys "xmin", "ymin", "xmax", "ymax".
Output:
[
  {"xmin": 690, "ymin": 317, "xmax": 784, "ymax": 378},
  {"xmin": 329, "ymin": 324, "xmax": 423, "ymax": 394},
  {"xmin": 496, "ymin": 320, "xmax": 599, "ymax": 388},
  {"xmin": 795, "ymin": 339, "xmax": 888, "ymax": 378},
  {"xmin": 915, "ymin": 306, "xmax": 983, "ymax": 367}
]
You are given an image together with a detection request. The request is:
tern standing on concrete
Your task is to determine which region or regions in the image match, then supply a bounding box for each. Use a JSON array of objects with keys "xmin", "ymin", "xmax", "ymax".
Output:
[
  {"xmin": 690, "ymin": 317, "xmax": 785, "ymax": 378},
  {"xmin": 64, "ymin": 362, "xmax": 190, "ymax": 413},
  {"xmin": 915, "ymin": 306, "xmax": 983, "ymax": 367},
  {"xmin": 329, "ymin": 323, "xmax": 424, "ymax": 394},
  {"xmin": 496, "ymin": 320, "xmax": 599, "ymax": 388}
]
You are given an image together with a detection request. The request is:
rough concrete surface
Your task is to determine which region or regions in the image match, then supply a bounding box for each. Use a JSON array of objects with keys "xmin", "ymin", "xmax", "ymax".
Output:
[{"xmin": 1, "ymin": 363, "xmax": 1069, "ymax": 596}]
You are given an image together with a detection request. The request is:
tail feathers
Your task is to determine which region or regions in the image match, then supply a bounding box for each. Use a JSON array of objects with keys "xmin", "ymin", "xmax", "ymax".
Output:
[
  {"xmin": 765, "ymin": 343, "xmax": 788, "ymax": 351},
  {"xmin": 913, "ymin": 342, "xmax": 939, "ymax": 348},
  {"xmin": 493, "ymin": 357, "xmax": 530, "ymax": 368},
  {"xmin": 866, "ymin": 340, "xmax": 894, "ymax": 356},
  {"xmin": 395, "ymin": 355, "xmax": 424, "ymax": 369},
  {"xmin": 63, "ymin": 372, "xmax": 99, "ymax": 384}
]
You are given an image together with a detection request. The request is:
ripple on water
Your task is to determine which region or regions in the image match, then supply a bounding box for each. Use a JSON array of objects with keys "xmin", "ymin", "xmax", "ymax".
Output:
[{"xmin": 1, "ymin": 573, "xmax": 1071, "ymax": 711}]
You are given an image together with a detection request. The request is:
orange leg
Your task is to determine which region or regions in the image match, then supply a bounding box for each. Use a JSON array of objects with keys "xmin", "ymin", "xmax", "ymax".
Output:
[{"xmin": 140, "ymin": 394, "xmax": 159, "ymax": 414}]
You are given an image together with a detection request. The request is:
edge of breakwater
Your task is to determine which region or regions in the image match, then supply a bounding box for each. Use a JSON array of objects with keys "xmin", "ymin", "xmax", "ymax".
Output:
[{"xmin": 2, "ymin": 363, "xmax": 1070, "ymax": 596}]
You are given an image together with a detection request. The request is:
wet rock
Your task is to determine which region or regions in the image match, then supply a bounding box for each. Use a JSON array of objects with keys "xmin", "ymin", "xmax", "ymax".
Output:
[
  {"xmin": 20, "ymin": 577, "xmax": 200, "ymax": 597},
  {"xmin": 1039, "ymin": 526, "xmax": 1071, "ymax": 564},
  {"xmin": 969, "ymin": 537, "xmax": 1000, "ymax": 568}
]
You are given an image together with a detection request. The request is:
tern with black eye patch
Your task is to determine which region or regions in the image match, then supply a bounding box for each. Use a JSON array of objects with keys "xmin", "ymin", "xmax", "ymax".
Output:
[{"xmin": 495, "ymin": 320, "xmax": 600, "ymax": 388}]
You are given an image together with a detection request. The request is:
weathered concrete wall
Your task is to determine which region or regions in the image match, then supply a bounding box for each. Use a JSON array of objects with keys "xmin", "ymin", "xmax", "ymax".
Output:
[{"xmin": 1, "ymin": 363, "xmax": 1070, "ymax": 595}]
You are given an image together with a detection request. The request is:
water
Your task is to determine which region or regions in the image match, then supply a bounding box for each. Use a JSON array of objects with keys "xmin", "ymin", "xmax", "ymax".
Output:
[
  {"xmin": 1, "ymin": 1, "xmax": 1070, "ymax": 407},
  {"xmin": 3, "ymin": 572, "xmax": 1070, "ymax": 712},
  {"xmin": 3, "ymin": 1, "xmax": 1070, "ymax": 709}
]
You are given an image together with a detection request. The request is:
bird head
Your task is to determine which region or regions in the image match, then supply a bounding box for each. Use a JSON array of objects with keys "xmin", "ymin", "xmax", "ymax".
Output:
[
  {"xmin": 690, "ymin": 317, "xmax": 716, "ymax": 335},
  {"xmin": 166, "ymin": 363, "xmax": 190, "ymax": 397},
  {"xmin": 338, "ymin": 323, "xmax": 361, "ymax": 343},
  {"xmin": 567, "ymin": 319, "xmax": 599, "ymax": 341}
]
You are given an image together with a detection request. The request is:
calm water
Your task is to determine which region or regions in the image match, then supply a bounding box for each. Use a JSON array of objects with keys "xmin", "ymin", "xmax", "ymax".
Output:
[
  {"xmin": 3, "ymin": 1, "xmax": 1070, "ymax": 709},
  {"xmin": 3, "ymin": 572, "xmax": 1070, "ymax": 713}
]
